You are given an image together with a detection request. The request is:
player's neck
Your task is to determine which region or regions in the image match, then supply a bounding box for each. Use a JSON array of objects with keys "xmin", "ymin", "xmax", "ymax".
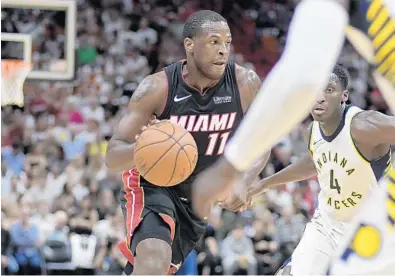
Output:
[
  {"xmin": 319, "ymin": 108, "xmax": 345, "ymax": 136},
  {"xmin": 183, "ymin": 62, "xmax": 218, "ymax": 93}
]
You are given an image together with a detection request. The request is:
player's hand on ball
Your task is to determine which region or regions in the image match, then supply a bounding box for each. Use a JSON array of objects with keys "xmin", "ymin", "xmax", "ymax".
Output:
[
  {"xmin": 135, "ymin": 116, "xmax": 161, "ymax": 140},
  {"xmin": 192, "ymin": 156, "xmax": 242, "ymax": 221}
]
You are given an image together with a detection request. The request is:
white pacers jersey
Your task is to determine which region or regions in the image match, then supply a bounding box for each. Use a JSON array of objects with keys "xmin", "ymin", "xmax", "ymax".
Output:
[{"xmin": 308, "ymin": 105, "xmax": 391, "ymax": 222}]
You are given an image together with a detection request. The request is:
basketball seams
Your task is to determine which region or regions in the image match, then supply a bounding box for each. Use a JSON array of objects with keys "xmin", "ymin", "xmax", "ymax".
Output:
[
  {"xmin": 134, "ymin": 131, "xmax": 172, "ymax": 155},
  {"xmin": 141, "ymin": 130, "xmax": 190, "ymax": 177},
  {"xmin": 179, "ymin": 145, "xmax": 196, "ymax": 172},
  {"xmin": 135, "ymin": 122, "xmax": 198, "ymax": 186},
  {"xmin": 165, "ymin": 146, "xmax": 185, "ymax": 186}
]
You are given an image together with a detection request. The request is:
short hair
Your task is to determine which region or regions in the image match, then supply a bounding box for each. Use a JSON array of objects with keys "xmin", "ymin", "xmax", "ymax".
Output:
[
  {"xmin": 333, "ymin": 64, "xmax": 349, "ymax": 90},
  {"xmin": 182, "ymin": 10, "xmax": 227, "ymax": 39}
]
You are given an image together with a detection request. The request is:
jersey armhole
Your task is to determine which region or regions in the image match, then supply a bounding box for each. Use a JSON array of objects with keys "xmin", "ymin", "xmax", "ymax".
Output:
[
  {"xmin": 308, "ymin": 122, "xmax": 315, "ymax": 154},
  {"xmin": 232, "ymin": 62, "xmax": 246, "ymax": 117},
  {"xmin": 156, "ymin": 68, "xmax": 173, "ymax": 119},
  {"xmin": 349, "ymin": 111, "xmax": 371, "ymax": 164}
]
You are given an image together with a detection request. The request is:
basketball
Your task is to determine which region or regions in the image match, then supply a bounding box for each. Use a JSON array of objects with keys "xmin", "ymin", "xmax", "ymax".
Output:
[{"xmin": 134, "ymin": 120, "xmax": 198, "ymax": 186}]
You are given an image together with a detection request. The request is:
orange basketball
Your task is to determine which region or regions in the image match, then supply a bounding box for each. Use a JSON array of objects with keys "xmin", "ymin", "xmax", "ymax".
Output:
[{"xmin": 134, "ymin": 120, "xmax": 198, "ymax": 186}]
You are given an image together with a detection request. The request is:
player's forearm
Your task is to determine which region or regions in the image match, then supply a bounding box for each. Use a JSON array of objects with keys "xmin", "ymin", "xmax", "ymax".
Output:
[
  {"xmin": 224, "ymin": 0, "xmax": 348, "ymax": 171},
  {"xmin": 260, "ymin": 153, "xmax": 317, "ymax": 190},
  {"xmin": 105, "ymin": 140, "xmax": 136, "ymax": 171},
  {"xmin": 241, "ymin": 151, "xmax": 271, "ymax": 186}
]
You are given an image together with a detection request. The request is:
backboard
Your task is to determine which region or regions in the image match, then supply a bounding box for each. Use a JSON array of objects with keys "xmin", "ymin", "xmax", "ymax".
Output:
[{"xmin": 1, "ymin": 0, "xmax": 76, "ymax": 80}]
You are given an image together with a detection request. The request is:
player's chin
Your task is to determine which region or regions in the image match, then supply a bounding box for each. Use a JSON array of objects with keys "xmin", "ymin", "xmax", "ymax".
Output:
[
  {"xmin": 311, "ymin": 111, "xmax": 326, "ymax": 121},
  {"xmin": 209, "ymin": 65, "xmax": 226, "ymax": 78}
]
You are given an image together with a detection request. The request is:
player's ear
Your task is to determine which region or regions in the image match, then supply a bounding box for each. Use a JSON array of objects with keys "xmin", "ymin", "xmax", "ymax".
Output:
[
  {"xmin": 342, "ymin": 90, "xmax": 349, "ymax": 104},
  {"xmin": 184, "ymin": 38, "xmax": 194, "ymax": 53}
]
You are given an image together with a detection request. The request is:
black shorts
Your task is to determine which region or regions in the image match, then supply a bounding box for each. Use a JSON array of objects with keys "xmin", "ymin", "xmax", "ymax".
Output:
[{"xmin": 119, "ymin": 169, "xmax": 206, "ymax": 275}]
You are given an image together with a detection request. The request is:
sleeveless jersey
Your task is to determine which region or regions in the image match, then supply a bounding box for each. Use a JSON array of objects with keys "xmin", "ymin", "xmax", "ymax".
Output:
[
  {"xmin": 308, "ymin": 105, "xmax": 391, "ymax": 222},
  {"xmin": 348, "ymin": 0, "xmax": 395, "ymax": 111},
  {"xmin": 141, "ymin": 60, "xmax": 244, "ymax": 199}
]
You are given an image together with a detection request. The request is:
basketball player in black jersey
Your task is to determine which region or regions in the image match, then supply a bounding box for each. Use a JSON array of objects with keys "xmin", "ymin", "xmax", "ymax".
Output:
[{"xmin": 105, "ymin": 10, "xmax": 270, "ymax": 275}]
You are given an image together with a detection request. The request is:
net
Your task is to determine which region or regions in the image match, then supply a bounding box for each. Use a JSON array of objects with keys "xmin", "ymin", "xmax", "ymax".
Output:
[{"xmin": 1, "ymin": 60, "xmax": 31, "ymax": 107}]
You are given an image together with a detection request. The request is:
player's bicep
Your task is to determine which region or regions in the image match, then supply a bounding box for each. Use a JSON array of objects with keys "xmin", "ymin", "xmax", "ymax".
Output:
[{"xmin": 110, "ymin": 74, "xmax": 166, "ymax": 144}]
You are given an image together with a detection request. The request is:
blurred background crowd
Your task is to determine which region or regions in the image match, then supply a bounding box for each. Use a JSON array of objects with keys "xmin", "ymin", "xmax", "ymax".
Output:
[{"xmin": 1, "ymin": 0, "xmax": 393, "ymax": 275}]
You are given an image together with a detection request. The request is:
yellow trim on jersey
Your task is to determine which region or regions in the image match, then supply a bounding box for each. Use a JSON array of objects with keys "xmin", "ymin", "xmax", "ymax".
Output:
[
  {"xmin": 367, "ymin": 0, "xmax": 383, "ymax": 21},
  {"xmin": 368, "ymin": 7, "xmax": 390, "ymax": 36},
  {"xmin": 377, "ymin": 48, "xmax": 395, "ymax": 73},
  {"xmin": 389, "ymin": 167, "xmax": 395, "ymax": 180},
  {"xmin": 375, "ymin": 36, "xmax": 395, "ymax": 63},
  {"xmin": 372, "ymin": 20, "xmax": 395, "ymax": 49},
  {"xmin": 386, "ymin": 167, "xmax": 395, "ymax": 231},
  {"xmin": 350, "ymin": 128, "xmax": 371, "ymax": 165},
  {"xmin": 308, "ymin": 122, "xmax": 316, "ymax": 154}
]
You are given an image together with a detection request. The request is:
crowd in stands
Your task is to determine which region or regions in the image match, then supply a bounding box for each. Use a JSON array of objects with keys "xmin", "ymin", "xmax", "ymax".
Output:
[{"xmin": 1, "ymin": 0, "xmax": 393, "ymax": 275}]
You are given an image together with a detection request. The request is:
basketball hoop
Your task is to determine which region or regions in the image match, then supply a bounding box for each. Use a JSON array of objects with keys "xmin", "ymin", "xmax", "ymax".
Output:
[{"xmin": 1, "ymin": 60, "xmax": 31, "ymax": 107}]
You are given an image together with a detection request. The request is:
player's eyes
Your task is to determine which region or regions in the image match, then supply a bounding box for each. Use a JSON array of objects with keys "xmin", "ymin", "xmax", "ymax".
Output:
[
  {"xmin": 211, "ymin": 41, "xmax": 218, "ymax": 45},
  {"xmin": 326, "ymin": 88, "xmax": 334, "ymax": 93}
]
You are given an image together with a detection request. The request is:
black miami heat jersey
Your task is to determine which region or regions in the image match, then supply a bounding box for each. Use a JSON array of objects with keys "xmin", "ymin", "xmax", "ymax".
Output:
[
  {"xmin": 347, "ymin": 0, "xmax": 395, "ymax": 110},
  {"xmin": 142, "ymin": 60, "xmax": 244, "ymax": 199}
]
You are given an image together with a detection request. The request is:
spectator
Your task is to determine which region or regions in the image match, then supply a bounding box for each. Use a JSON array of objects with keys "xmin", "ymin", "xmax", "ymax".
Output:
[
  {"xmin": 30, "ymin": 202, "xmax": 55, "ymax": 243},
  {"xmin": 197, "ymin": 237, "xmax": 223, "ymax": 275},
  {"xmin": 94, "ymin": 237, "xmax": 126, "ymax": 275},
  {"xmin": 275, "ymin": 207, "xmax": 306, "ymax": 264},
  {"xmin": 2, "ymin": 142, "xmax": 25, "ymax": 175},
  {"xmin": 82, "ymin": 97, "xmax": 105, "ymax": 123},
  {"xmin": 221, "ymin": 223, "xmax": 257, "ymax": 275},
  {"xmin": 250, "ymin": 218, "xmax": 279, "ymax": 274},
  {"xmin": 9, "ymin": 206, "xmax": 42, "ymax": 275},
  {"xmin": 2, "ymin": 214, "xmax": 19, "ymax": 275}
]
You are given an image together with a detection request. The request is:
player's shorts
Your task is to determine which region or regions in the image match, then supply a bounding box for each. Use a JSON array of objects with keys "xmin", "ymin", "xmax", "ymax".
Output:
[
  {"xmin": 327, "ymin": 168, "xmax": 395, "ymax": 275},
  {"xmin": 118, "ymin": 169, "xmax": 206, "ymax": 275},
  {"xmin": 290, "ymin": 209, "xmax": 351, "ymax": 275}
]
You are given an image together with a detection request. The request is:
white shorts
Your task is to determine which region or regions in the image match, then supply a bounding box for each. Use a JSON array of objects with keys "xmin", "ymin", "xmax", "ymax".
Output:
[
  {"xmin": 327, "ymin": 170, "xmax": 395, "ymax": 275},
  {"xmin": 290, "ymin": 209, "xmax": 351, "ymax": 276}
]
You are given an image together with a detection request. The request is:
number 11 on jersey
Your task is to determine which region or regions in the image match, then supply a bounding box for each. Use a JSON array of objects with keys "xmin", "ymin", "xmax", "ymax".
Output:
[
  {"xmin": 330, "ymin": 169, "xmax": 341, "ymax": 194},
  {"xmin": 205, "ymin": 131, "xmax": 230, "ymax": 155}
]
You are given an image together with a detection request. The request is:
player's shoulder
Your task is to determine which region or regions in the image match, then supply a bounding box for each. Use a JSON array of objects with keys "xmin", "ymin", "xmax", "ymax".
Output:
[
  {"xmin": 129, "ymin": 71, "xmax": 168, "ymax": 113},
  {"xmin": 234, "ymin": 63, "xmax": 261, "ymax": 94},
  {"xmin": 352, "ymin": 110, "xmax": 379, "ymax": 128},
  {"xmin": 351, "ymin": 110, "xmax": 387, "ymax": 137},
  {"xmin": 234, "ymin": 63, "xmax": 262, "ymax": 112}
]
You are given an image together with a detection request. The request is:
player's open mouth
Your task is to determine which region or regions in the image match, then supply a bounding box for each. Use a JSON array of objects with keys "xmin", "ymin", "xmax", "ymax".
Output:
[
  {"xmin": 213, "ymin": 61, "xmax": 226, "ymax": 67},
  {"xmin": 313, "ymin": 106, "xmax": 327, "ymax": 115}
]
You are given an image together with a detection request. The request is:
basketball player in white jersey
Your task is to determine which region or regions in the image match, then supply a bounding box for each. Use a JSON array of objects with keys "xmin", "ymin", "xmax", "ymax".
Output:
[
  {"xmin": 192, "ymin": 0, "xmax": 395, "ymax": 274},
  {"xmin": 192, "ymin": 0, "xmax": 395, "ymax": 212},
  {"xmin": 245, "ymin": 64, "xmax": 393, "ymax": 275}
]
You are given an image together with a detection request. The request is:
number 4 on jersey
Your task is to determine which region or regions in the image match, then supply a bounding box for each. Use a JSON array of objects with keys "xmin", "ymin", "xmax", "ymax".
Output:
[{"xmin": 330, "ymin": 169, "xmax": 341, "ymax": 194}]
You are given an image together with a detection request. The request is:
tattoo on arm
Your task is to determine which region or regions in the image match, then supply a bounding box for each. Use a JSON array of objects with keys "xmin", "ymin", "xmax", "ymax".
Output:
[{"xmin": 130, "ymin": 75, "xmax": 155, "ymax": 103}]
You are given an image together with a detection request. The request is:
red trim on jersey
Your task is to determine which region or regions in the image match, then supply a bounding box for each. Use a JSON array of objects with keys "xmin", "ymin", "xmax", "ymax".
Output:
[
  {"xmin": 159, "ymin": 213, "xmax": 176, "ymax": 241},
  {"xmin": 119, "ymin": 168, "xmax": 144, "ymax": 264}
]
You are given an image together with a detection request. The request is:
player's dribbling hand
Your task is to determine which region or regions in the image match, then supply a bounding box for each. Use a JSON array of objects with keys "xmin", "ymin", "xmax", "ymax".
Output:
[
  {"xmin": 135, "ymin": 115, "xmax": 160, "ymax": 140},
  {"xmin": 192, "ymin": 156, "xmax": 241, "ymax": 221}
]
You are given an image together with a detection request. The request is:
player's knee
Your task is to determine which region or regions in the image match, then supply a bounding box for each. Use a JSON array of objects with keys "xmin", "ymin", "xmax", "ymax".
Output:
[{"xmin": 133, "ymin": 238, "xmax": 172, "ymax": 274}]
